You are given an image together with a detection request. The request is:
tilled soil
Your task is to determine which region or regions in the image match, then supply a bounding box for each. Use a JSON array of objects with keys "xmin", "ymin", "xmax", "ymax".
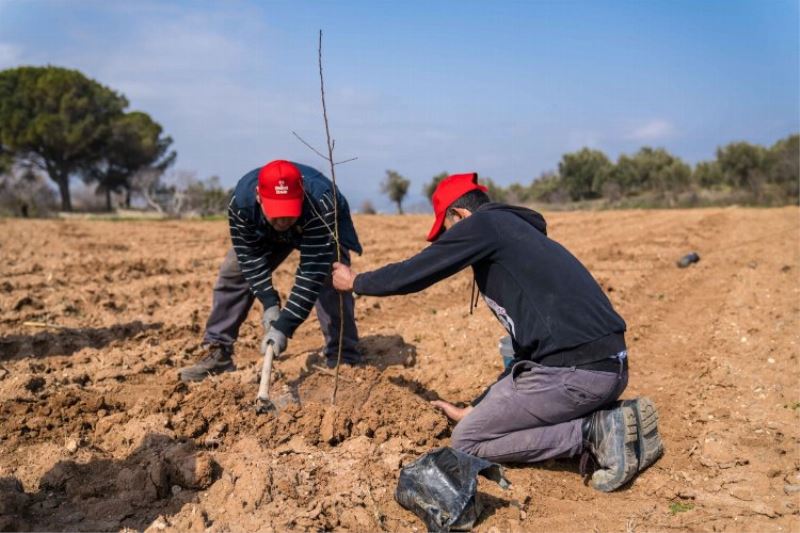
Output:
[{"xmin": 0, "ymin": 208, "xmax": 798, "ymax": 532}]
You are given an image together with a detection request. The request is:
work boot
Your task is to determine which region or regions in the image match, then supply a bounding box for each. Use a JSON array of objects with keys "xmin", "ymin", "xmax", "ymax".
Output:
[
  {"xmin": 325, "ymin": 354, "xmax": 365, "ymax": 369},
  {"xmin": 622, "ymin": 397, "xmax": 664, "ymax": 472},
  {"xmin": 581, "ymin": 404, "xmax": 639, "ymax": 492},
  {"xmin": 179, "ymin": 344, "xmax": 235, "ymax": 382}
]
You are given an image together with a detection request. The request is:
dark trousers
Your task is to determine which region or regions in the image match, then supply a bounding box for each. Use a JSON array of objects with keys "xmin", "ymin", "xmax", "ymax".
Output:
[
  {"xmin": 451, "ymin": 360, "xmax": 628, "ymax": 463},
  {"xmin": 202, "ymin": 246, "xmax": 360, "ymax": 361}
]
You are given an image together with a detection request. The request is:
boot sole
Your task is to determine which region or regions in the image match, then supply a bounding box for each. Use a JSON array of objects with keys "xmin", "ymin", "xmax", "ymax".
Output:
[
  {"xmin": 179, "ymin": 364, "xmax": 236, "ymax": 383},
  {"xmin": 591, "ymin": 405, "xmax": 639, "ymax": 492},
  {"xmin": 325, "ymin": 359, "xmax": 365, "ymax": 369},
  {"xmin": 623, "ymin": 397, "xmax": 664, "ymax": 472}
]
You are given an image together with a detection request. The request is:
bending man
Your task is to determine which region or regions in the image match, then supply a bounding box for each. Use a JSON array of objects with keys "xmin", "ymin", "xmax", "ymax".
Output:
[{"xmin": 180, "ymin": 160, "xmax": 362, "ymax": 381}]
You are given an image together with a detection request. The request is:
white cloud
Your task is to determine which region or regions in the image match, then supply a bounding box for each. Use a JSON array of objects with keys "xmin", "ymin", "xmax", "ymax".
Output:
[{"xmin": 626, "ymin": 119, "xmax": 676, "ymax": 142}]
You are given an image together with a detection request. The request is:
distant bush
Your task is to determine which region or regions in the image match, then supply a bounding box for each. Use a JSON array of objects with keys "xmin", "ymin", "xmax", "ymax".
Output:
[
  {"xmin": 423, "ymin": 172, "xmax": 448, "ymax": 201},
  {"xmin": 479, "ymin": 177, "xmax": 508, "ymax": 203},
  {"xmin": 558, "ymin": 148, "xmax": 614, "ymax": 201},
  {"xmin": 381, "ymin": 170, "xmax": 410, "ymax": 214},
  {"xmin": 0, "ymin": 168, "xmax": 57, "ymax": 217},
  {"xmin": 360, "ymin": 199, "xmax": 377, "ymax": 214}
]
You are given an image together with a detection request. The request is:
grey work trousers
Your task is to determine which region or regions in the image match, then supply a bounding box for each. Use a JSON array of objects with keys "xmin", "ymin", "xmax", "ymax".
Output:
[
  {"xmin": 451, "ymin": 360, "xmax": 628, "ymax": 463},
  {"xmin": 202, "ymin": 246, "xmax": 360, "ymax": 361}
]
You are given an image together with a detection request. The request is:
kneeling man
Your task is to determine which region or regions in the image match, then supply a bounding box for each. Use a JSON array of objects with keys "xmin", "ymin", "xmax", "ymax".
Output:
[{"xmin": 332, "ymin": 173, "xmax": 662, "ymax": 491}]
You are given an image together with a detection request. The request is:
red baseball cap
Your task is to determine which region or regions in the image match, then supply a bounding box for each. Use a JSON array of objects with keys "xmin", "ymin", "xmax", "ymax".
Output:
[
  {"xmin": 257, "ymin": 160, "xmax": 304, "ymax": 218},
  {"xmin": 427, "ymin": 172, "xmax": 487, "ymax": 242}
]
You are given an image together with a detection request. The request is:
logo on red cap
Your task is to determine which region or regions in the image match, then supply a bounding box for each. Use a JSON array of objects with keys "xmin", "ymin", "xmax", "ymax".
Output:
[
  {"xmin": 427, "ymin": 173, "xmax": 487, "ymax": 242},
  {"xmin": 275, "ymin": 180, "xmax": 289, "ymax": 195}
]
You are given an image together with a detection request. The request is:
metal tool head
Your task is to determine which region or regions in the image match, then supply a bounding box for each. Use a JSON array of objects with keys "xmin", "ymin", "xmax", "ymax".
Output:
[{"xmin": 255, "ymin": 396, "xmax": 277, "ymax": 414}]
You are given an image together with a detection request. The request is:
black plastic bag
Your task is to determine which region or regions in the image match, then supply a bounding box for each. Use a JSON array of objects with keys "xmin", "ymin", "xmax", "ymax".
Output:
[{"xmin": 395, "ymin": 447, "xmax": 510, "ymax": 532}]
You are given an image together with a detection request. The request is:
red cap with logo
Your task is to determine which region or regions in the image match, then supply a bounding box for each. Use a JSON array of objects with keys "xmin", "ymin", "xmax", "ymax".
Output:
[
  {"xmin": 427, "ymin": 172, "xmax": 487, "ymax": 242},
  {"xmin": 257, "ymin": 160, "xmax": 304, "ymax": 218}
]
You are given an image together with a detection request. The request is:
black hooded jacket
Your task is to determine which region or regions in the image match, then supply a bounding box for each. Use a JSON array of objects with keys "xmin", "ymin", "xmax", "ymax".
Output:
[{"xmin": 353, "ymin": 203, "xmax": 626, "ymax": 363}]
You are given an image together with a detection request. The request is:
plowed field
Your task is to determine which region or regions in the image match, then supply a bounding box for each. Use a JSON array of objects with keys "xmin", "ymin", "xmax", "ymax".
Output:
[{"xmin": 1, "ymin": 207, "xmax": 798, "ymax": 532}]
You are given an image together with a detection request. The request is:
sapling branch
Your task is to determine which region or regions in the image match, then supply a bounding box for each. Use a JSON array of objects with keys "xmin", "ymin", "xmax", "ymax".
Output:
[{"xmin": 290, "ymin": 30, "xmax": 353, "ymax": 405}]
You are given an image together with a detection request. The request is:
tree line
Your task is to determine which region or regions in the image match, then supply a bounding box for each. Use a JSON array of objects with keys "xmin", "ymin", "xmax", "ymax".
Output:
[
  {"xmin": 2, "ymin": 66, "xmax": 796, "ymax": 216},
  {"xmin": 379, "ymin": 134, "xmax": 798, "ymax": 212}
]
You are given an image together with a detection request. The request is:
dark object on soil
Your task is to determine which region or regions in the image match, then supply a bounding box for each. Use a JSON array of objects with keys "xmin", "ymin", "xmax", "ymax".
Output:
[
  {"xmin": 677, "ymin": 252, "xmax": 700, "ymax": 268},
  {"xmin": 395, "ymin": 447, "xmax": 510, "ymax": 532},
  {"xmin": 254, "ymin": 397, "xmax": 276, "ymax": 414},
  {"xmin": 24, "ymin": 376, "xmax": 46, "ymax": 393}
]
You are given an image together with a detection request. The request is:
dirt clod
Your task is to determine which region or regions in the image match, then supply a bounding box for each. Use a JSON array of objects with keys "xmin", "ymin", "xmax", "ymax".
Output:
[{"xmin": 24, "ymin": 376, "xmax": 45, "ymax": 392}]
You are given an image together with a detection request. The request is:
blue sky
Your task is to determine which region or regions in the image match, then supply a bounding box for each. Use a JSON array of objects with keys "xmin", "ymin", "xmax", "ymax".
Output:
[{"xmin": 1, "ymin": 0, "xmax": 798, "ymax": 210}]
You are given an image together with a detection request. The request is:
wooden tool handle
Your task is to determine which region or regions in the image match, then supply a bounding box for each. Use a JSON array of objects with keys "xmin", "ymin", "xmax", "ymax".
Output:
[{"xmin": 256, "ymin": 343, "xmax": 275, "ymax": 402}]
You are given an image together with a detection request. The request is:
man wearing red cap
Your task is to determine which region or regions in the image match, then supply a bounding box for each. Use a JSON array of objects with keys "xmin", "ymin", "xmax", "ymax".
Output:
[
  {"xmin": 332, "ymin": 173, "xmax": 662, "ymax": 492},
  {"xmin": 179, "ymin": 160, "xmax": 362, "ymax": 381}
]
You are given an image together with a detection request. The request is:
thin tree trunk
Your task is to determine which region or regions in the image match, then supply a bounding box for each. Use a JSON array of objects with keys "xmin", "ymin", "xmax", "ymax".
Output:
[
  {"xmin": 143, "ymin": 190, "xmax": 163, "ymax": 214},
  {"xmin": 397, "ymin": 201, "xmax": 404, "ymax": 215},
  {"xmin": 56, "ymin": 174, "xmax": 72, "ymax": 212}
]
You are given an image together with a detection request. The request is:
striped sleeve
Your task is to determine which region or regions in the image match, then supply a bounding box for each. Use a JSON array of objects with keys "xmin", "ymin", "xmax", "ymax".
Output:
[
  {"xmin": 228, "ymin": 197, "xmax": 279, "ymax": 309},
  {"xmin": 273, "ymin": 192, "xmax": 337, "ymax": 337}
]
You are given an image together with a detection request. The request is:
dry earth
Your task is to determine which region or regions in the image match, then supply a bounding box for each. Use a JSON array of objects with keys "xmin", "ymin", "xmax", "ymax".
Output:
[{"xmin": 0, "ymin": 207, "xmax": 798, "ymax": 532}]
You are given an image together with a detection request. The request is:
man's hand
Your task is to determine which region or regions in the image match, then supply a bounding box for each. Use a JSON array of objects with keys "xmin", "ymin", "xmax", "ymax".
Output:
[
  {"xmin": 332, "ymin": 262, "xmax": 357, "ymax": 292},
  {"xmin": 261, "ymin": 305, "xmax": 281, "ymax": 354},
  {"xmin": 430, "ymin": 400, "xmax": 474, "ymax": 422},
  {"xmin": 264, "ymin": 327, "xmax": 287, "ymax": 355}
]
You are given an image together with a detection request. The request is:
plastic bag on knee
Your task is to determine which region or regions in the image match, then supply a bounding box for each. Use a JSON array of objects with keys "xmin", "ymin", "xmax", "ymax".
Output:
[{"xmin": 395, "ymin": 447, "xmax": 510, "ymax": 532}]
